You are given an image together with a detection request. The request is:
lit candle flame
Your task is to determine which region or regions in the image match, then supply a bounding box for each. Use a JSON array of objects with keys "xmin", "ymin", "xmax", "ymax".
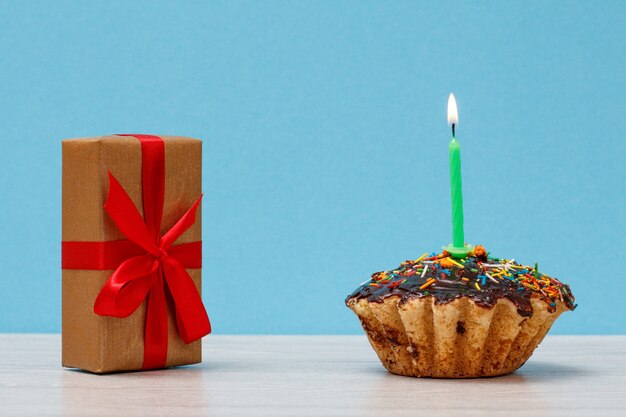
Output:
[{"xmin": 447, "ymin": 93, "xmax": 458, "ymax": 125}]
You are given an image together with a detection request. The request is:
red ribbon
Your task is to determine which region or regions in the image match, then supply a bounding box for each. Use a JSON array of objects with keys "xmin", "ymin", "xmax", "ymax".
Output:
[{"xmin": 62, "ymin": 134, "xmax": 211, "ymax": 369}]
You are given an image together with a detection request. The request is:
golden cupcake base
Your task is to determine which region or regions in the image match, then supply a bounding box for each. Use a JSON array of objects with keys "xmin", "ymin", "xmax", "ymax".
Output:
[{"xmin": 347, "ymin": 295, "xmax": 568, "ymax": 378}]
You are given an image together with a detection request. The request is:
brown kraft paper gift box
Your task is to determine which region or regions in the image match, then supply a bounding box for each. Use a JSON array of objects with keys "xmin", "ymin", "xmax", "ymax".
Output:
[{"xmin": 62, "ymin": 135, "xmax": 204, "ymax": 373}]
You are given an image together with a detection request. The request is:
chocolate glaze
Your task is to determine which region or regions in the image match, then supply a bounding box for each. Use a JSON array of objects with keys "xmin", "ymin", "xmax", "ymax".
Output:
[{"xmin": 346, "ymin": 253, "xmax": 576, "ymax": 317}]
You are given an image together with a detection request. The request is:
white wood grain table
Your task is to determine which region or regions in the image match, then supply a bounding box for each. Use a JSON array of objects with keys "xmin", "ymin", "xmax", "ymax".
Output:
[{"xmin": 0, "ymin": 335, "xmax": 624, "ymax": 417}]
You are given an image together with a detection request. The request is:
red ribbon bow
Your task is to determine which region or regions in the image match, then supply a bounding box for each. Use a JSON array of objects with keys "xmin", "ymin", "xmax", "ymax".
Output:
[{"xmin": 62, "ymin": 134, "xmax": 211, "ymax": 369}]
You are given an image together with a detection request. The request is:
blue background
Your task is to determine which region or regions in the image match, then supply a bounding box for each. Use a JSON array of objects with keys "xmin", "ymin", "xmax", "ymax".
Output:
[{"xmin": 0, "ymin": 1, "xmax": 624, "ymax": 334}]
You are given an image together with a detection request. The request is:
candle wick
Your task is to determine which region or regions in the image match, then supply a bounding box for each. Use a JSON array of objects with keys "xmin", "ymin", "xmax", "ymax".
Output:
[{"xmin": 451, "ymin": 123, "xmax": 456, "ymax": 138}]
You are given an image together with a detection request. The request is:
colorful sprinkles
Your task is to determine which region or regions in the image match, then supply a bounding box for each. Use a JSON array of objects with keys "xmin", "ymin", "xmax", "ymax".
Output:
[{"xmin": 362, "ymin": 245, "xmax": 576, "ymax": 312}]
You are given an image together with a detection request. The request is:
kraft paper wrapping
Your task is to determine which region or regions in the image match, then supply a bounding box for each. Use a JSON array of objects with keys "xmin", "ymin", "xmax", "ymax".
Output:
[{"xmin": 62, "ymin": 135, "xmax": 202, "ymax": 373}]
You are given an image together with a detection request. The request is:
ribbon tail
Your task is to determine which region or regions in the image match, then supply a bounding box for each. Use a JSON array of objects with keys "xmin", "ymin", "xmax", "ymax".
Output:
[
  {"xmin": 105, "ymin": 172, "xmax": 160, "ymax": 255},
  {"xmin": 162, "ymin": 256, "xmax": 211, "ymax": 343},
  {"xmin": 160, "ymin": 195, "xmax": 203, "ymax": 250},
  {"xmin": 142, "ymin": 267, "xmax": 169, "ymax": 370}
]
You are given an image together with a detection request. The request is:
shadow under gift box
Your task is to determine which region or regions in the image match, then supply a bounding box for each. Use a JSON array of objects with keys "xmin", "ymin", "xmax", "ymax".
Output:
[{"xmin": 62, "ymin": 135, "xmax": 203, "ymax": 373}]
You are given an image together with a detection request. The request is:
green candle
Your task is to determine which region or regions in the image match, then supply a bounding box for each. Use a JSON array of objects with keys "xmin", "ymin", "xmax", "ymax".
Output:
[{"xmin": 445, "ymin": 94, "xmax": 473, "ymax": 258}]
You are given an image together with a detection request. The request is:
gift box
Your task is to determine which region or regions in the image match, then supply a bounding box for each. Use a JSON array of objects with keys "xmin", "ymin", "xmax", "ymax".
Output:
[{"xmin": 62, "ymin": 134, "xmax": 211, "ymax": 373}]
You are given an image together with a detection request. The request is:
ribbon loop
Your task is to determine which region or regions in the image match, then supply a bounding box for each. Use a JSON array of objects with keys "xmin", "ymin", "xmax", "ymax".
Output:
[{"xmin": 94, "ymin": 254, "xmax": 157, "ymax": 318}]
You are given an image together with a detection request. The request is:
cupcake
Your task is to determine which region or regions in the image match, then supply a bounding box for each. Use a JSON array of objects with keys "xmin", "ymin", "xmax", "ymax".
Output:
[{"xmin": 345, "ymin": 245, "xmax": 576, "ymax": 378}]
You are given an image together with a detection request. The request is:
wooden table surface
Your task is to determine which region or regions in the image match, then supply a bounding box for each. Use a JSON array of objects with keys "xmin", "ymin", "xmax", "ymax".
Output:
[{"xmin": 0, "ymin": 335, "xmax": 624, "ymax": 416}]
